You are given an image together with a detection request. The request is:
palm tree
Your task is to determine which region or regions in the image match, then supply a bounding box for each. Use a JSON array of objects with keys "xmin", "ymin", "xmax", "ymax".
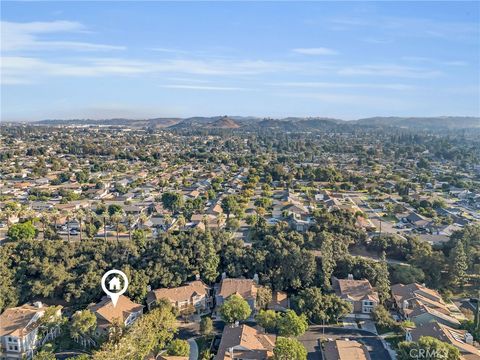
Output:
[
  {"xmin": 40, "ymin": 213, "xmax": 49, "ymax": 240},
  {"xmin": 202, "ymin": 214, "xmax": 209, "ymax": 229},
  {"xmin": 62, "ymin": 210, "xmax": 72, "ymax": 242},
  {"xmin": 216, "ymin": 213, "xmax": 226, "ymax": 228},
  {"xmin": 177, "ymin": 214, "xmax": 186, "ymax": 229},
  {"xmin": 111, "ymin": 213, "xmax": 123, "ymax": 243},
  {"xmin": 75, "ymin": 208, "xmax": 85, "ymax": 242},
  {"xmin": 50, "ymin": 209, "xmax": 60, "ymax": 231},
  {"xmin": 126, "ymin": 214, "xmax": 134, "ymax": 241},
  {"xmin": 103, "ymin": 215, "xmax": 108, "ymax": 241},
  {"xmin": 163, "ymin": 213, "xmax": 172, "ymax": 231},
  {"xmin": 138, "ymin": 213, "xmax": 148, "ymax": 229}
]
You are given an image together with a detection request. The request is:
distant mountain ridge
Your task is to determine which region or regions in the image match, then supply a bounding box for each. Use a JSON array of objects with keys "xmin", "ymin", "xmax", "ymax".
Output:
[
  {"xmin": 34, "ymin": 115, "xmax": 479, "ymax": 130},
  {"xmin": 354, "ymin": 116, "xmax": 480, "ymax": 129}
]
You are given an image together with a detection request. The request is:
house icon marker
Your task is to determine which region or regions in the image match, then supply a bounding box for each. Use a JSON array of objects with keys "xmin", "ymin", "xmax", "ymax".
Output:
[{"xmin": 108, "ymin": 276, "xmax": 122, "ymax": 291}]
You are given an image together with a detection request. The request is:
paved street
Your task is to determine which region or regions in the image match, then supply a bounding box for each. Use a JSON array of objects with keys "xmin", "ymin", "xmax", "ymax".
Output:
[
  {"xmin": 188, "ymin": 338, "xmax": 199, "ymax": 360},
  {"xmin": 298, "ymin": 326, "xmax": 392, "ymax": 360}
]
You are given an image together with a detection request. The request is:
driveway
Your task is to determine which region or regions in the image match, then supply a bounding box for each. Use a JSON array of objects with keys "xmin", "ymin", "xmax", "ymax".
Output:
[
  {"xmin": 298, "ymin": 326, "xmax": 392, "ymax": 360},
  {"xmin": 358, "ymin": 319, "xmax": 378, "ymax": 335}
]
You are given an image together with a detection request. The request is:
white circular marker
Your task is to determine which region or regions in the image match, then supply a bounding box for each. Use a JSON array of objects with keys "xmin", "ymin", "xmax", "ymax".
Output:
[{"xmin": 101, "ymin": 269, "xmax": 128, "ymax": 308}]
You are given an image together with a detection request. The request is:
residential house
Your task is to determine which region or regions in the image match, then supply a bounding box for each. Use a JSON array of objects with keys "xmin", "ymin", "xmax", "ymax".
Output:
[
  {"xmin": 87, "ymin": 295, "xmax": 144, "ymax": 336},
  {"xmin": 323, "ymin": 339, "xmax": 371, "ymax": 360},
  {"xmin": 215, "ymin": 324, "xmax": 276, "ymax": 360},
  {"xmin": 267, "ymin": 291, "xmax": 290, "ymax": 312},
  {"xmin": 391, "ymin": 283, "xmax": 463, "ymax": 328},
  {"xmin": 332, "ymin": 275, "xmax": 379, "ymax": 315},
  {"xmin": 146, "ymin": 280, "xmax": 211, "ymax": 313},
  {"xmin": 216, "ymin": 276, "xmax": 259, "ymax": 314},
  {"xmin": 0, "ymin": 302, "xmax": 60, "ymax": 360},
  {"xmin": 406, "ymin": 322, "xmax": 479, "ymax": 360}
]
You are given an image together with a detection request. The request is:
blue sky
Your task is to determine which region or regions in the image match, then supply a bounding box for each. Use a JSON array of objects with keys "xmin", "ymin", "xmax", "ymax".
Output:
[{"xmin": 1, "ymin": 1, "xmax": 479, "ymax": 121}]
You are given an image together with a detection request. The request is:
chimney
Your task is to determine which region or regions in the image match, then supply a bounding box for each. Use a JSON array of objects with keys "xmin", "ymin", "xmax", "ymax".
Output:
[
  {"xmin": 221, "ymin": 272, "xmax": 227, "ymax": 280},
  {"xmin": 33, "ymin": 301, "xmax": 43, "ymax": 308},
  {"xmin": 465, "ymin": 333, "xmax": 473, "ymax": 345},
  {"xmin": 347, "ymin": 274, "xmax": 354, "ymax": 280},
  {"xmin": 253, "ymin": 273, "xmax": 259, "ymax": 284},
  {"xmin": 195, "ymin": 273, "xmax": 201, "ymax": 281}
]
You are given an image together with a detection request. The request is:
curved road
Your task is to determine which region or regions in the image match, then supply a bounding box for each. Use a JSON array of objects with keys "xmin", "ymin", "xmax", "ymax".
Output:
[{"xmin": 298, "ymin": 326, "xmax": 392, "ymax": 360}]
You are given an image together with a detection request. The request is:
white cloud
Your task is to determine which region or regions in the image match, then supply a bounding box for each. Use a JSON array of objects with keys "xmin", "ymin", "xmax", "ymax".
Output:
[
  {"xmin": 338, "ymin": 64, "xmax": 441, "ymax": 78},
  {"xmin": 1, "ymin": 56, "xmax": 299, "ymax": 85},
  {"xmin": 1, "ymin": 20, "xmax": 125, "ymax": 52},
  {"xmin": 292, "ymin": 47, "xmax": 338, "ymax": 55},
  {"xmin": 275, "ymin": 81, "xmax": 412, "ymax": 90},
  {"xmin": 160, "ymin": 84, "xmax": 250, "ymax": 91},
  {"xmin": 403, "ymin": 56, "xmax": 468, "ymax": 67}
]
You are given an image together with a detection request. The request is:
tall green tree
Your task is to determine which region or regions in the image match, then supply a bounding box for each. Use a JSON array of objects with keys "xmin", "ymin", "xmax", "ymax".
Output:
[
  {"xmin": 7, "ymin": 222, "xmax": 36, "ymax": 241},
  {"xmin": 255, "ymin": 310, "xmax": 279, "ymax": 333},
  {"xmin": 70, "ymin": 310, "xmax": 97, "ymax": 338},
  {"xmin": 450, "ymin": 240, "xmax": 468, "ymax": 288},
  {"xmin": 375, "ymin": 252, "xmax": 391, "ymax": 304},
  {"xmin": 221, "ymin": 195, "xmax": 238, "ymax": 220},
  {"xmin": 92, "ymin": 306, "xmax": 177, "ymax": 360},
  {"xmin": 201, "ymin": 233, "xmax": 219, "ymax": 283},
  {"xmin": 167, "ymin": 339, "xmax": 190, "ymax": 356},
  {"xmin": 273, "ymin": 337, "xmax": 307, "ymax": 360},
  {"xmin": 277, "ymin": 310, "xmax": 308, "ymax": 337},
  {"xmin": 161, "ymin": 192, "xmax": 184, "ymax": 212},
  {"xmin": 292, "ymin": 288, "xmax": 352, "ymax": 324},
  {"xmin": 320, "ymin": 234, "xmax": 335, "ymax": 289},
  {"xmin": 397, "ymin": 336, "xmax": 460, "ymax": 360},
  {"xmin": 219, "ymin": 294, "xmax": 252, "ymax": 323},
  {"xmin": 200, "ymin": 317, "xmax": 213, "ymax": 337}
]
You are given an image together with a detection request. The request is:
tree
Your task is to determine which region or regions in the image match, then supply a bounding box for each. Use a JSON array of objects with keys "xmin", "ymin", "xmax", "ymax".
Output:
[
  {"xmin": 92, "ymin": 306, "xmax": 176, "ymax": 359},
  {"xmin": 397, "ymin": 336, "xmax": 460, "ymax": 360},
  {"xmin": 201, "ymin": 233, "xmax": 219, "ymax": 283},
  {"xmin": 277, "ymin": 310, "xmax": 308, "ymax": 337},
  {"xmin": 450, "ymin": 240, "xmax": 468, "ymax": 288},
  {"xmin": 200, "ymin": 349, "xmax": 213, "ymax": 360},
  {"xmin": 200, "ymin": 317, "xmax": 213, "ymax": 337},
  {"xmin": 71, "ymin": 310, "xmax": 97, "ymax": 338},
  {"xmin": 108, "ymin": 204, "xmax": 123, "ymax": 217},
  {"xmin": 33, "ymin": 347, "xmax": 56, "ymax": 360},
  {"xmin": 292, "ymin": 288, "xmax": 352, "ymax": 324},
  {"xmin": 221, "ymin": 195, "xmax": 238, "ymax": 220},
  {"xmin": 273, "ymin": 337, "xmax": 307, "ymax": 360},
  {"xmin": 219, "ymin": 294, "xmax": 252, "ymax": 323},
  {"xmin": 167, "ymin": 339, "xmax": 190, "ymax": 356},
  {"xmin": 255, "ymin": 310, "xmax": 279, "ymax": 332},
  {"xmin": 7, "ymin": 222, "xmax": 36, "ymax": 241},
  {"xmin": 256, "ymin": 286, "xmax": 272, "ymax": 310},
  {"xmin": 320, "ymin": 234, "xmax": 335, "ymax": 289},
  {"xmin": 372, "ymin": 305, "xmax": 400, "ymax": 333},
  {"xmin": 161, "ymin": 192, "xmax": 184, "ymax": 212},
  {"xmin": 375, "ymin": 252, "xmax": 391, "ymax": 304}
]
